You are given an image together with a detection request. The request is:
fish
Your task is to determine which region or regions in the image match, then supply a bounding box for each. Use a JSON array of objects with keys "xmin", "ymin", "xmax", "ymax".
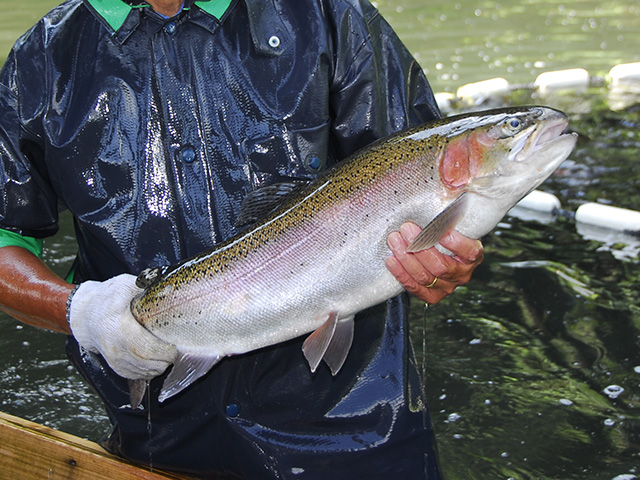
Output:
[{"xmin": 129, "ymin": 106, "xmax": 577, "ymax": 405}]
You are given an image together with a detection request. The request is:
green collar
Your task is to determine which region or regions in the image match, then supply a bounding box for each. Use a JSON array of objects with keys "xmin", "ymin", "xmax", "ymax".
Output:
[{"xmin": 85, "ymin": 0, "xmax": 232, "ymax": 32}]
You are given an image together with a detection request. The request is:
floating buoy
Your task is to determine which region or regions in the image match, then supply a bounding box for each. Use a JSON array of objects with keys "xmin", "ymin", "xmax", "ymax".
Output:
[
  {"xmin": 456, "ymin": 78, "xmax": 509, "ymax": 106},
  {"xmin": 535, "ymin": 68, "xmax": 590, "ymax": 94},
  {"xmin": 434, "ymin": 92, "xmax": 456, "ymax": 113},
  {"xmin": 607, "ymin": 62, "xmax": 640, "ymax": 110},
  {"xmin": 575, "ymin": 202, "xmax": 640, "ymax": 232},
  {"xmin": 508, "ymin": 190, "xmax": 561, "ymax": 224},
  {"xmin": 515, "ymin": 190, "xmax": 561, "ymax": 213},
  {"xmin": 608, "ymin": 62, "xmax": 640, "ymax": 88}
]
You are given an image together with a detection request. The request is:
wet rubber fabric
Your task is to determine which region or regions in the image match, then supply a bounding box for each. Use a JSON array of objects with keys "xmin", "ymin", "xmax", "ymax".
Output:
[{"xmin": 0, "ymin": 0, "xmax": 443, "ymax": 477}]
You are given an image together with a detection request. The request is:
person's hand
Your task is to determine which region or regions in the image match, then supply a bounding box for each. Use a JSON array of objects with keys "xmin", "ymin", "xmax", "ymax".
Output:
[
  {"xmin": 385, "ymin": 223, "xmax": 484, "ymax": 304},
  {"xmin": 68, "ymin": 273, "xmax": 177, "ymax": 380}
]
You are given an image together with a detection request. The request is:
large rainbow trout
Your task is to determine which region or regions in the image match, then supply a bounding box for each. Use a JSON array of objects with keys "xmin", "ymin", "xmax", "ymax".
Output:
[{"xmin": 130, "ymin": 106, "xmax": 577, "ymax": 403}]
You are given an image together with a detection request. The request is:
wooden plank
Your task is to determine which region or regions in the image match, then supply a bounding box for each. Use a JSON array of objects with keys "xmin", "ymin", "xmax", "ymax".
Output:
[{"xmin": 0, "ymin": 411, "xmax": 195, "ymax": 479}]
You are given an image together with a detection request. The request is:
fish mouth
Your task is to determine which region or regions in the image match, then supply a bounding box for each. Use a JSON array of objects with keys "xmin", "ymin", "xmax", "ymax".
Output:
[
  {"xmin": 521, "ymin": 108, "xmax": 578, "ymax": 180},
  {"xmin": 534, "ymin": 109, "xmax": 572, "ymax": 148}
]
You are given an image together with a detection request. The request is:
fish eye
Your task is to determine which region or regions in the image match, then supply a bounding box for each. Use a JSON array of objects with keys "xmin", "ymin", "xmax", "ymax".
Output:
[{"xmin": 502, "ymin": 117, "xmax": 524, "ymax": 135}]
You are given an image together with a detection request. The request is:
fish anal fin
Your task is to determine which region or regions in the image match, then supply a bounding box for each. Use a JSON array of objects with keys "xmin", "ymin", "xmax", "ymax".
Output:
[
  {"xmin": 322, "ymin": 315, "xmax": 355, "ymax": 375},
  {"xmin": 302, "ymin": 312, "xmax": 338, "ymax": 373},
  {"xmin": 158, "ymin": 351, "xmax": 222, "ymax": 403},
  {"xmin": 406, "ymin": 192, "xmax": 468, "ymax": 253},
  {"xmin": 127, "ymin": 379, "xmax": 148, "ymax": 410}
]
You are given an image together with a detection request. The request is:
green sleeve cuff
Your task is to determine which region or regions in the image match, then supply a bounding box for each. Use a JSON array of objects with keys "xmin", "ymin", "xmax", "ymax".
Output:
[{"xmin": 0, "ymin": 228, "xmax": 44, "ymax": 258}]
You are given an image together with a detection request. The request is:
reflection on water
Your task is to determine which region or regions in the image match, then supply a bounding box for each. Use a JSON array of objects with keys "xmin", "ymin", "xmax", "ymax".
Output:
[{"xmin": 0, "ymin": 1, "xmax": 639, "ymax": 479}]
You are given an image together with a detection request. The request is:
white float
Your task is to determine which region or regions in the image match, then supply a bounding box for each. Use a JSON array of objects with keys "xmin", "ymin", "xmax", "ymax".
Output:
[
  {"xmin": 434, "ymin": 92, "xmax": 456, "ymax": 114},
  {"xmin": 509, "ymin": 190, "xmax": 561, "ymax": 224},
  {"xmin": 608, "ymin": 62, "xmax": 640, "ymax": 110},
  {"xmin": 575, "ymin": 203, "xmax": 640, "ymax": 232},
  {"xmin": 515, "ymin": 190, "xmax": 561, "ymax": 213},
  {"xmin": 608, "ymin": 62, "xmax": 640, "ymax": 88},
  {"xmin": 456, "ymin": 77, "xmax": 510, "ymax": 106},
  {"xmin": 534, "ymin": 68, "xmax": 590, "ymax": 94}
]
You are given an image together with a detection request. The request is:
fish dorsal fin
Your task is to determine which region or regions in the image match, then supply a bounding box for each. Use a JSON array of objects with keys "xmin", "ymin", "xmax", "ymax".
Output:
[
  {"xmin": 302, "ymin": 312, "xmax": 355, "ymax": 375},
  {"xmin": 158, "ymin": 350, "xmax": 223, "ymax": 403},
  {"xmin": 406, "ymin": 193, "xmax": 468, "ymax": 253},
  {"xmin": 235, "ymin": 181, "xmax": 310, "ymax": 227}
]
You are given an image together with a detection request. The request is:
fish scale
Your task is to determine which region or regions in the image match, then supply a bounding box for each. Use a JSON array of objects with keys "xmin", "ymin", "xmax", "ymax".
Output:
[{"xmin": 128, "ymin": 106, "xmax": 577, "ymax": 404}]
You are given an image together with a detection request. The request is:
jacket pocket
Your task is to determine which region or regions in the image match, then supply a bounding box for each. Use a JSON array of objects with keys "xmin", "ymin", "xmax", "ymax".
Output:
[{"xmin": 243, "ymin": 120, "xmax": 330, "ymax": 186}]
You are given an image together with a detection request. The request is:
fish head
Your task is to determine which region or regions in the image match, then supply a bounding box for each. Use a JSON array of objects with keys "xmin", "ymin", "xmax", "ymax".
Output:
[{"xmin": 436, "ymin": 106, "xmax": 578, "ymax": 238}]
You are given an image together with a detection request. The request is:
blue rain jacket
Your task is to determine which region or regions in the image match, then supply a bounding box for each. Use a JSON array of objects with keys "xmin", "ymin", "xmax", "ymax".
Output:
[{"xmin": 0, "ymin": 0, "xmax": 443, "ymax": 477}]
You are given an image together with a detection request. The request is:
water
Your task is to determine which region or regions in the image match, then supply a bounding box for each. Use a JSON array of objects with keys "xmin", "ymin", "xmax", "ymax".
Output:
[
  {"xmin": 1, "ymin": 1, "xmax": 639, "ymax": 479},
  {"xmin": 374, "ymin": 0, "xmax": 640, "ymax": 93}
]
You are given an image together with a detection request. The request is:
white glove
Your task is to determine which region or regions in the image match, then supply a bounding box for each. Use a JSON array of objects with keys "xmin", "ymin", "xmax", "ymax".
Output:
[{"xmin": 68, "ymin": 273, "xmax": 177, "ymax": 380}]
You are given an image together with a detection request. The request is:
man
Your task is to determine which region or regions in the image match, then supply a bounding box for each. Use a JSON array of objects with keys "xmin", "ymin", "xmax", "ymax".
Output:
[{"xmin": 0, "ymin": 0, "xmax": 482, "ymax": 477}]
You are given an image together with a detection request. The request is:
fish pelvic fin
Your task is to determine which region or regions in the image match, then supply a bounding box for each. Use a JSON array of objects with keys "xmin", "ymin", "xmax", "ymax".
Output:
[
  {"xmin": 322, "ymin": 315, "xmax": 355, "ymax": 375},
  {"xmin": 158, "ymin": 350, "xmax": 223, "ymax": 403},
  {"xmin": 406, "ymin": 192, "xmax": 468, "ymax": 253},
  {"xmin": 302, "ymin": 312, "xmax": 355, "ymax": 375}
]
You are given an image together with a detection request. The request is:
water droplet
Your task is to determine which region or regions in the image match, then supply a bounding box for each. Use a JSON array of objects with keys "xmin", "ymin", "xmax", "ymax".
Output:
[
  {"xmin": 611, "ymin": 474, "xmax": 637, "ymax": 480},
  {"xmin": 604, "ymin": 385, "xmax": 624, "ymax": 399},
  {"xmin": 447, "ymin": 412, "xmax": 461, "ymax": 422},
  {"xmin": 559, "ymin": 398, "xmax": 573, "ymax": 406},
  {"xmin": 604, "ymin": 418, "xmax": 615, "ymax": 426}
]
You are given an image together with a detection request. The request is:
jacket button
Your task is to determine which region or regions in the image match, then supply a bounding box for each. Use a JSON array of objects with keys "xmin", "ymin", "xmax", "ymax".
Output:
[
  {"xmin": 226, "ymin": 403, "xmax": 239, "ymax": 417},
  {"xmin": 165, "ymin": 21, "xmax": 177, "ymax": 35},
  {"xmin": 305, "ymin": 153, "xmax": 322, "ymax": 171},
  {"xmin": 180, "ymin": 145, "xmax": 196, "ymax": 163}
]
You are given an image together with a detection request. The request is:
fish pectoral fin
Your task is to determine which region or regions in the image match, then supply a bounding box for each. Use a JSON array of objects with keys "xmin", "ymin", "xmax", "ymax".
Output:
[
  {"xmin": 406, "ymin": 192, "xmax": 468, "ymax": 253},
  {"xmin": 158, "ymin": 350, "xmax": 223, "ymax": 403},
  {"xmin": 302, "ymin": 313, "xmax": 355, "ymax": 375},
  {"xmin": 322, "ymin": 315, "xmax": 355, "ymax": 375}
]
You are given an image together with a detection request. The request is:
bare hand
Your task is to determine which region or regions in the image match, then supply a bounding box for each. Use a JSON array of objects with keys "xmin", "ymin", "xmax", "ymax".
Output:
[{"xmin": 385, "ymin": 222, "xmax": 483, "ymax": 304}]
